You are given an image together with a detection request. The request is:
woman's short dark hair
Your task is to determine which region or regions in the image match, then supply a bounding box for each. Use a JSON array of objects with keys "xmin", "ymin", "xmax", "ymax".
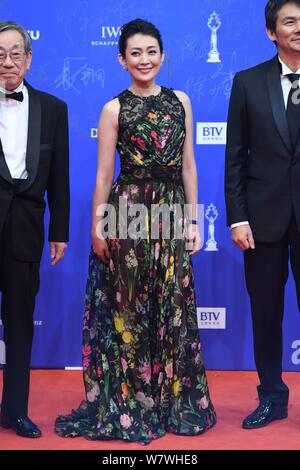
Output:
[
  {"xmin": 265, "ymin": 0, "xmax": 300, "ymax": 32},
  {"xmin": 118, "ymin": 19, "xmax": 163, "ymax": 57}
]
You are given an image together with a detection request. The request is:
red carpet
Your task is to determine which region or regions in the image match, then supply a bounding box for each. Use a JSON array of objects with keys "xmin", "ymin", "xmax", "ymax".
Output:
[{"xmin": 0, "ymin": 370, "xmax": 299, "ymax": 450}]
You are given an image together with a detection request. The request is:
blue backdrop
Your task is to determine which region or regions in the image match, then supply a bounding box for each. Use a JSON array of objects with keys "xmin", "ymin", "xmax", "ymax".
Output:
[{"xmin": 1, "ymin": 0, "xmax": 300, "ymax": 371}]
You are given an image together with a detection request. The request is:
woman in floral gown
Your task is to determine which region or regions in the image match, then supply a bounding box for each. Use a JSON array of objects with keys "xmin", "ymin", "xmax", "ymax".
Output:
[{"xmin": 55, "ymin": 18, "xmax": 216, "ymax": 445}]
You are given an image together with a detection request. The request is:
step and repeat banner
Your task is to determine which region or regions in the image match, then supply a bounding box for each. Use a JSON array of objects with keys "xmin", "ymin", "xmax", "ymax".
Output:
[{"xmin": 1, "ymin": 0, "xmax": 300, "ymax": 370}]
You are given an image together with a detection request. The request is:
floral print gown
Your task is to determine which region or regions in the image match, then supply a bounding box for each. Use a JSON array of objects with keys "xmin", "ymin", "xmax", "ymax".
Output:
[{"xmin": 55, "ymin": 87, "xmax": 216, "ymax": 444}]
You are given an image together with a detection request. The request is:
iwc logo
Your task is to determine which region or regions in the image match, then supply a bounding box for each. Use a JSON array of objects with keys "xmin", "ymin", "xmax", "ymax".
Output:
[{"xmin": 91, "ymin": 26, "xmax": 121, "ymax": 46}]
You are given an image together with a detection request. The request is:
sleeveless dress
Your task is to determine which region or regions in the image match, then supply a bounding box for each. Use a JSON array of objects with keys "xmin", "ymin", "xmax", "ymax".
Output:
[{"xmin": 55, "ymin": 86, "xmax": 217, "ymax": 445}]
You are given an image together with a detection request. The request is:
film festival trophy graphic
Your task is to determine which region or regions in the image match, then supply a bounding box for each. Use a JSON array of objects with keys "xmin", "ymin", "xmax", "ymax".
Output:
[
  {"xmin": 207, "ymin": 11, "xmax": 221, "ymax": 63},
  {"xmin": 205, "ymin": 203, "xmax": 218, "ymax": 252}
]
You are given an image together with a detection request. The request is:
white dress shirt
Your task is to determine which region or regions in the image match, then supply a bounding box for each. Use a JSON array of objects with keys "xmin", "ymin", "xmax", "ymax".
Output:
[
  {"xmin": 279, "ymin": 56, "xmax": 300, "ymax": 108},
  {"xmin": 231, "ymin": 56, "xmax": 299, "ymax": 229},
  {"xmin": 0, "ymin": 81, "xmax": 28, "ymax": 179}
]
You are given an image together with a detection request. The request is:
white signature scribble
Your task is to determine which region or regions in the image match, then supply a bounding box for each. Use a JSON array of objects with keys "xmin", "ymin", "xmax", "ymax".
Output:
[
  {"xmin": 185, "ymin": 76, "xmax": 207, "ymax": 102},
  {"xmin": 176, "ymin": 35, "xmax": 208, "ymax": 62},
  {"xmin": 208, "ymin": 52, "xmax": 237, "ymax": 109},
  {"xmin": 54, "ymin": 58, "xmax": 105, "ymax": 93}
]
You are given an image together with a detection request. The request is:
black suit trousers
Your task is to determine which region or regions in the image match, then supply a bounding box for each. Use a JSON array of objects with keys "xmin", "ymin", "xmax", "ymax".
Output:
[
  {"xmin": 0, "ymin": 207, "xmax": 40, "ymax": 418},
  {"xmin": 244, "ymin": 215, "xmax": 300, "ymax": 406}
]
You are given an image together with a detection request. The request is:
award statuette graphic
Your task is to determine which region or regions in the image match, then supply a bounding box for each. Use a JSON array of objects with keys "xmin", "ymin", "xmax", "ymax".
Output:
[
  {"xmin": 205, "ymin": 203, "xmax": 218, "ymax": 251},
  {"xmin": 207, "ymin": 11, "xmax": 221, "ymax": 63}
]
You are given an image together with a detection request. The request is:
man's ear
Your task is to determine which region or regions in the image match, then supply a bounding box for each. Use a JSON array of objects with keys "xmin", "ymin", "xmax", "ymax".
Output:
[
  {"xmin": 26, "ymin": 51, "xmax": 32, "ymax": 70},
  {"xmin": 266, "ymin": 27, "xmax": 277, "ymax": 43}
]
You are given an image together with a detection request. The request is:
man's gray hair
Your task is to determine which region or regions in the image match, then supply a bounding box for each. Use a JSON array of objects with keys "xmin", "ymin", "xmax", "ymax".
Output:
[{"xmin": 0, "ymin": 21, "xmax": 32, "ymax": 53}]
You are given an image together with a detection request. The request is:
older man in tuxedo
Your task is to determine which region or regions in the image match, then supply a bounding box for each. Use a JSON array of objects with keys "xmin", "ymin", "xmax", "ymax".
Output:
[
  {"xmin": 0, "ymin": 22, "xmax": 69, "ymax": 437},
  {"xmin": 225, "ymin": 0, "xmax": 300, "ymax": 429}
]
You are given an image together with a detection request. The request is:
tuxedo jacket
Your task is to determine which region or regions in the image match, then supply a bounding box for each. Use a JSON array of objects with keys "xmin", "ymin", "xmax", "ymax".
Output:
[
  {"xmin": 225, "ymin": 55, "xmax": 300, "ymax": 243},
  {"xmin": 0, "ymin": 81, "xmax": 70, "ymax": 262}
]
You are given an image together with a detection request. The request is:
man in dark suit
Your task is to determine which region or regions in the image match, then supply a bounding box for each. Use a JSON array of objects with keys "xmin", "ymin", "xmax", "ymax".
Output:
[
  {"xmin": 225, "ymin": 0, "xmax": 300, "ymax": 429},
  {"xmin": 0, "ymin": 22, "xmax": 69, "ymax": 437}
]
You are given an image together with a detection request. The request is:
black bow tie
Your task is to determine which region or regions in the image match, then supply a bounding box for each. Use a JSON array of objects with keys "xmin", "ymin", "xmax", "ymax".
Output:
[
  {"xmin": 5, "ymin": 91, "xmax": 24, "ymax": 102},
  {"xmin": 285, "ymin": 73, "xmax": 300, "ymax": 85},
  {"xmin": 278, "ymin": 60, "xmax": 300, "ymax": 82}
]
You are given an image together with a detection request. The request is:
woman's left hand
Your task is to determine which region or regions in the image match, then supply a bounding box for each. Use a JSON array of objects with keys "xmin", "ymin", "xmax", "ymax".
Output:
[{"xmin": 185, "ymin": 224, "xmax": 202, "ymax": 255}]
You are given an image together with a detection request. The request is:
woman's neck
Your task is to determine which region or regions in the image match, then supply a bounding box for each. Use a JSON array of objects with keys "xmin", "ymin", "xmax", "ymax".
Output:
[{"xmin": 128, "ymin": 81, "xmax": 159, "ymax": 97}]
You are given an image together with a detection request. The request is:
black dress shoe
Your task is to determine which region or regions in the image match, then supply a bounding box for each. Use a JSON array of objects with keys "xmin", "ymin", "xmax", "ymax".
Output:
[
  {"xmin": 0, "ymin": 414, "xmax": 42, "ymax": 438},
  {"xmin": 242, "ymin": 400, "xmax": 288, "ymax": 429}
]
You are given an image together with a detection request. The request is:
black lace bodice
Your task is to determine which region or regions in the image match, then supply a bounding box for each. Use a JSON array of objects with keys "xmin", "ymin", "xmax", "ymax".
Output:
[{"xmin": 117, "ymin": 86, "xmax": 186, "ymax": 172}]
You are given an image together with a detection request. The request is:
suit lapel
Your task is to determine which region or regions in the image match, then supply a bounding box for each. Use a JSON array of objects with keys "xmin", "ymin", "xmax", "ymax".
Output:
[
  {"xmin": 17, "ymin": 81, "xmax": 41, "ymax": 192},
  {"xmin": 294, "ymin": 102, "xmax": 300, "ymax": 156},
  {"xmin": 267, "ymin": 56, "xmax": 292, "ymax": 154},
  {"xmin": 0, "ymin": 138, "xmax": 13, "ymax": 183}
]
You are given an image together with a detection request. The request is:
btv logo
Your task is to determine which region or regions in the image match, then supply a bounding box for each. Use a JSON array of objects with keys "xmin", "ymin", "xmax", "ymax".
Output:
[
  {"xmin": 197, "ymin": 308, "xmax": 226, "ymax": 329},
  {"xmin": 197, "ymin": 122, "xmax": 227, "ymax": 145}
]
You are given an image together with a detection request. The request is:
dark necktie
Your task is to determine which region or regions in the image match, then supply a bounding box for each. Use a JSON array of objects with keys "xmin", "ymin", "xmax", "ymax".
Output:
[
  {"xmin": 286, "ymin": 73, "xmax": 300, "ymax": 150},
  {"xmin": 5, "ymin": 91, "xmax": 24, "ymax": 102}
]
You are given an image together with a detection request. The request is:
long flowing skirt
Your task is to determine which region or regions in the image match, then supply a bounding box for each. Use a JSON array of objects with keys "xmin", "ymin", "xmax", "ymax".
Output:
[{"xmin": 55, "ymin": 180, "xmax": 216, "ymax": 444}]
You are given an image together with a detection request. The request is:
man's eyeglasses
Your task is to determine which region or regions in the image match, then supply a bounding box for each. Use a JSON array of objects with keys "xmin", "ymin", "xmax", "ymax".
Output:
[{"xmin": 0, "ymin": 51, "xmax": 26, "ymax": 65}]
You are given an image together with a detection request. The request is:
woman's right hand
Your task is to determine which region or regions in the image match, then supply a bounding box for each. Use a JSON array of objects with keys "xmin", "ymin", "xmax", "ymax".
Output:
[{"xmin": 92, "ymin": 236, "xmax": 111, "ymax": 262}]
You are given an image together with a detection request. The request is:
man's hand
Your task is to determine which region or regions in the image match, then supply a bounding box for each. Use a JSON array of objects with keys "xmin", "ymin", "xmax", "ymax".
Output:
[
  {"xmin": 50, "ymin": 242, "xmax": 68, "ymax": 266},
  {"xmin": 231, "ymin": 224, "xmax": 255, "ymax": 251}
]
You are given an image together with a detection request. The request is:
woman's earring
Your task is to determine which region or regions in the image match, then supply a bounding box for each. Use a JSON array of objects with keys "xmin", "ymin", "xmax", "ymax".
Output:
[{"xmin": 123, "ymin": 64, "xmax": 128, "ymax": 71}]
